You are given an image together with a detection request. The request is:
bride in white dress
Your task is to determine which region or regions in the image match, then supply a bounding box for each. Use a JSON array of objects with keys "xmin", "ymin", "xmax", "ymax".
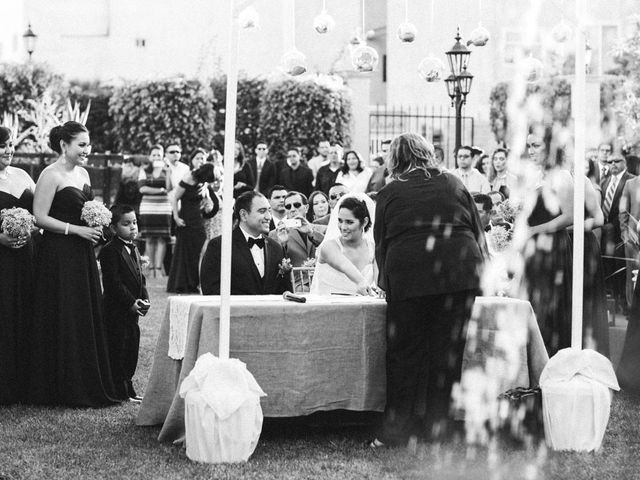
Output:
[{"xmin": 310, "ymin": 193, "xmax": 378, "ymax": 296}]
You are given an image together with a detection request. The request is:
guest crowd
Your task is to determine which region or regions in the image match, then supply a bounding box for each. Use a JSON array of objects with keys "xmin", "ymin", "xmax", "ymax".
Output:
[{"xmin": 2, "ymin": 119, "xmax": 640, "ymax": 448}]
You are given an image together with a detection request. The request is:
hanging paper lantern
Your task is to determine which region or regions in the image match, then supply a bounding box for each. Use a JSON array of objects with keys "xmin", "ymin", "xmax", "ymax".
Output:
[
  {"xmin": 521, "ymin": 55, "xmax": 544, "ymax": 83},
  {"xmin": 313, "ymin": 9, "xmax": 336, "ymax": 34},
  {"xmin": 351, "ymin": 44, "xmax": 379, "ymax": 73},
  {"xmin": 417, "ymin": 54, "xmax": 446, "ymax": 82},
  {"xmin": 238, "ymin": 7, "xmax": 260, "ymax": 29},
  {"xmin": 551, "ymin": 20, "xmax": 572, "ymax": 43},
  {"xmin": 397, "ymin": 22, "xmax": 417, "ymax": 43},
  {"xmin": 281, "ymin": 48, "xmax": 307, "ymax": 76},
  {"xmin": 468, "ymin": 23, "xmax": 490, "ymax": 47}
]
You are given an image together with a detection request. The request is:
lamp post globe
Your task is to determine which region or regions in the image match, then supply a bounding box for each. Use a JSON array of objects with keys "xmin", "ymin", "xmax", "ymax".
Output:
[{"xmin": 23, "ymin": 23, "xmax": 37, "ymax": 61}]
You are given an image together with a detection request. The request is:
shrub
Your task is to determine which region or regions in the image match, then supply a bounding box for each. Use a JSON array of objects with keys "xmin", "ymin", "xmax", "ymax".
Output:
[
  {"xmin": 258, "ymin": 77, "xmax": 351, "ymax": 161},
  {"xmin": 109, "ymin": 77, "xmax": 215, "ymax": 155},
  {"xmin": 0, "ymin": 62, "xmax": 66, "ymax": 115},
  {"xmin": 68, "ymin": 80, "xmax": 116, "ymax": 153},
  {"xmin": 489, "ymin": 78, "xmax": 572, "ymax": 144},
  {"xmin": 211, "ymin": 75, "xmax": 267, "ymax": 152}
]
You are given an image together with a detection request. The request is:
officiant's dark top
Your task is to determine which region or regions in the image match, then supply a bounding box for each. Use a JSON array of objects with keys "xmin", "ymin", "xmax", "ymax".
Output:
[{"xmin": 374, "ymin": 169, "xmax": 485, "ymax": 301}]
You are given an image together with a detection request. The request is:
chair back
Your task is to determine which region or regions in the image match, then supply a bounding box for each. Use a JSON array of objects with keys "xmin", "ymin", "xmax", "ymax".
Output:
[{"xmin": 290, "ymin": 267, "xmax": 315, "ymax": 293}]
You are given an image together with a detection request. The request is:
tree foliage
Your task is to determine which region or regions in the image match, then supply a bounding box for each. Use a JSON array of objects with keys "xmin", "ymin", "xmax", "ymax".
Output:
[
  {"xmin": 258, "ymin": 78, "xmax": 351, "ymax": 161},
  {"xmin": 68, "ymin": 80, "xmax": 116, "ymax": 153},
  {"xmin": 109, "ymin": 77, "xmax": 215, "ymax": 155},
  {"xmin": 489, "ymin": 78, "xmax": 572, "ymax": 144},
  {"xmin": 211, "ymin": 76, "xmax": 267, "ymax": 152},
  {"xmin": 0, "ymin": 63, "xmax": 66, "ymax": 115}
]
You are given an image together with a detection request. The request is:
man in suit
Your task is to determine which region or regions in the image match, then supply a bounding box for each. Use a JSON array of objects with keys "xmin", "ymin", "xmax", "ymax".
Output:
[
  {"xmin": 247, "ymin": 142, "xmax": 278, "ymax": 195},
  {"xmin": 602, "ymin": 153, "xmax": 635, "ymax": 311},
  {"xmin": 315, "ymin": 144, "xmax": 343, "ymax": 195},
  {"xmin": 618, "ymin": 173, "xmax": 640, "ymax": 310},
  {"xmin": 595, "ymin": 142, "xmax": 613, "ymax": 186},
  {"xmin": 201, "ymin": 191, "xmax": 291, "ymax": 295},
  {"xmin": 276, "ymin": 147, "xmax": 314, "ymax": 198},
  {"xmin": 269, "ymin": 191, "xmax": 325, "ymax": 267},
  {"xmin": 99, "ymin": 205, "xmax": 150, "ymax": 402},
  {"xmin": 267, "ymin": 184, "xmax": 288, "ymax": 231}
]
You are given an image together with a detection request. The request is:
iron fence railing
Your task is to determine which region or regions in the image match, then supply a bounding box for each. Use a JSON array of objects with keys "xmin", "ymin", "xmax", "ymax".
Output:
[{"xmin": 369, "ymin": 104, "xmax": 474, "ymax": 169}]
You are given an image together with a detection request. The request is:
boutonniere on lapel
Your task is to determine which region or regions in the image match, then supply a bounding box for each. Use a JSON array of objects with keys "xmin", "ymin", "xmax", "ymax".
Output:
[
  {"xmin": 140, "ymin": 255, "xmax": 150, "ymax": 269},
  {"xmin": 278, "ymin": 258, "xmax": 293, "ymax": 277}
]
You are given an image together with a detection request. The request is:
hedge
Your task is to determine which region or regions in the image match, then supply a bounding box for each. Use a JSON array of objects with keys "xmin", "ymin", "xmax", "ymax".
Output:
[
  {"xmin": 109, "ymin": 77, "xmax": 215, "ymax": 155},
  {"xmin": 0, "ymin": 62, "xmax": 66, "ymax": 115},
  {"xmin": 258, "ymin": 78, "xmax": 351, "ymax": 161}
]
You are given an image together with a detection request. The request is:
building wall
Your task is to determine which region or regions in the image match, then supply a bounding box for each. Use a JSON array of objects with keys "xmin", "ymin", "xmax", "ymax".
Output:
[{"xmin": 0, "ymin": 0, "xmax": 26, "ymax": 63}]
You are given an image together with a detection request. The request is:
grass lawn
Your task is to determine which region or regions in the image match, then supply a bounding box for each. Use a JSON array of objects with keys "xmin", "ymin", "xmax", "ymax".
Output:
[{"xmin": 2, "ymin": 275, "xmax": 640, "ymax": 479}]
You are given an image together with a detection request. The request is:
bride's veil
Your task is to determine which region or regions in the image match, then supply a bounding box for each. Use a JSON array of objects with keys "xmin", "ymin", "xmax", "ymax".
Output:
[{"xmin": 323, "ymin": 192, "xmax": 376, "ymax": 246}]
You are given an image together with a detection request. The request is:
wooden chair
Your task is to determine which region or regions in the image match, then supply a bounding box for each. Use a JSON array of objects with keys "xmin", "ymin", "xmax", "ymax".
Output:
[{"xmin": 290, "ymin": 267, "xmax": 315, "ymax": 293}]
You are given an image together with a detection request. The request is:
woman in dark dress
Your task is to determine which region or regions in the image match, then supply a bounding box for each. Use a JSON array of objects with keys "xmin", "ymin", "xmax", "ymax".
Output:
[
  {"xmin": 524, "ymin": 130, "xmax": 608, "ymax": 356},
  {"xmin": 167, "ymin": 155, "xmax": 219, "ymax": 293},
  {"xmin": 233, "ymin": 141, "xmax": 255, "ymax": 198},
  {"xmin": 27, "ymin": 121, "xmax": 123, "ymax": 406},
  {"xmin": 372, "ymin": 133, "xmax": 486, "ymax": 447},
  {"xmin": 0, "ymin": 127, "xmax": 36, "ymax": 404}
]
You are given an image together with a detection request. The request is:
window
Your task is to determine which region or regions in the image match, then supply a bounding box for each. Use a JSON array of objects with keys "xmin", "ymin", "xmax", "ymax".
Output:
[{"xmin": 135, "ymin": 38, "xmax": 146, "ymax": 48}]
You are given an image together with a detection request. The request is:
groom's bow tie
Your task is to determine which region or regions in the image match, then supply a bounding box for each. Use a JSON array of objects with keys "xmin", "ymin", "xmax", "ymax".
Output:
[{"xmin": 247, "ymin": 237, "xmax": 265, "ymax": 249}]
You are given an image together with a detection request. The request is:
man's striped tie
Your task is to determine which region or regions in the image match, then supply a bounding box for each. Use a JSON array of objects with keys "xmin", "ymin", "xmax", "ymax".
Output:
[{"xmin": 603, "ymin": 178, "xmax": 617, "ymax": 219}]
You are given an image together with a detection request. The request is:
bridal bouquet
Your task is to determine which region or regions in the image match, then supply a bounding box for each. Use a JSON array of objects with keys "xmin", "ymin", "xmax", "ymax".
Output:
[
  {"xmin": 80, "ymin": 200, "xmax": 112, "ymax": 228},
  {"xmin": 0, "ymin": 207, "xmax": 36, "ymax": 238},
  {"xmin": 494, "ymin": 199, "xmax": 522, "ymax": 226},
  {"xmin": 488, "ymin": 225, "xmax": 512, "ymax": 253}
]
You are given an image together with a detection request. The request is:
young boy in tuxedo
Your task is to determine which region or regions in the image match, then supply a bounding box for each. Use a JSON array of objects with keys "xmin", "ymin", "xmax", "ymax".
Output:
[{"xmin": 99, "ymin": 204, "xmax": 150, "ymax": 403}]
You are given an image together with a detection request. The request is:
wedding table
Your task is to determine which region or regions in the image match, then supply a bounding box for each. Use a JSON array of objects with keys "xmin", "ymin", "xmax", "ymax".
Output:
[{"xmin": 137, "ymin": 295, "xmax": 548, "ymax": 443}]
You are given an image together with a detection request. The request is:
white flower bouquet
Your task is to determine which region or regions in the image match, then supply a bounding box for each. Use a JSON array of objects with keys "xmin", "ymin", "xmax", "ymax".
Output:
[
  {"xmin": 80, "ymin": 200, "xmax": 112, "ymax": 228},
  {"xmin": 0, "ymin": 207, "xmax": 36, "ymax": 238}
]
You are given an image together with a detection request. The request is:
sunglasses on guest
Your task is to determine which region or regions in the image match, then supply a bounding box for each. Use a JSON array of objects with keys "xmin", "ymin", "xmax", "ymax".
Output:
[
  {"xmin": 284, "ymin": 202, "xmax": 302, "ymax": 210},
  {"xmin": 603, "ymin": 159, "xmax": 624, "ymax": 164}
]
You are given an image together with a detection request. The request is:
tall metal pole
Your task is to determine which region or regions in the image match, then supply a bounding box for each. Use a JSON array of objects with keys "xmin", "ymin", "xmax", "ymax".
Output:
[
  {"xmin": 571, "ymin": 0, "xmax": 586, "ymax": 349},
  {"xmin": 455, "ymin": 89, "xmax": 463, "ymax": 150}
]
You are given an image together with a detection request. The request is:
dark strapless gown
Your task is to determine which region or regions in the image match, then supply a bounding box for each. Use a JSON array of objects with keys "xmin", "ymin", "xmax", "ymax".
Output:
[
  {"xmin": 617, "ymin": 280, "xmax": 640, "ymax": 394},
  {"xmin": 525, "ymin": 191, "xmax": 609, "ymax": 357},
  {"xmin": 0, "ymin": 190, "xmax": 35, "ymax": 404},
  {"xmin": 26, "ymin": 185, "xmax": 123, "ymax": 406}
]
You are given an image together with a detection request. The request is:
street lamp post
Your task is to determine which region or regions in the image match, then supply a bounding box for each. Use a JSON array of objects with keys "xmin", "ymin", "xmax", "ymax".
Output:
[
  {"xmin": 444, "ymin": 28, "xmax": 473, "ymax": 150},
  {"xmin": 23, "ymin": 23, "xmax": 37, "ymax": 61}
]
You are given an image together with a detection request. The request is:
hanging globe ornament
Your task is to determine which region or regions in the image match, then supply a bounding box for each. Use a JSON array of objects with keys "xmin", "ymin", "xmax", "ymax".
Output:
[
  {"xmin": 313, "ymin": 9, "xmax": 336, "ymax": 34},
  {"xmin": 397, "ymin": 22, "xmax": 417, "ymax": 43},
  {"xmin": 238, "ymin": 6, "xmax": 260, "ymax": 29},
  {"xmin": 551, "ymin": 20, "xmax": 573, "ymax": 43},
  {"xmin": 351, "ymin": 44, "xmax": 379, "ymax": 72},
  {"xmin": 417, "ymin": 54, "xmax": 446, "ymax": 82},
  {"xmin": 520, "ymin": 54, "xmax": 544, "ymax": 83},
  {"xmin": 281, "ymin": 48, "xmax": 307, "ymax": 76},
  {"xmin": 467, "ymin": 22, "xmax": 490, "ymax": 47}
]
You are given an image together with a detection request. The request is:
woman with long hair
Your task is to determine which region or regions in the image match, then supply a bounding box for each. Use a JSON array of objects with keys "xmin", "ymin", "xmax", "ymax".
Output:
[
  {"xmin": 522, "ymin": 126, "xmax": 607, "ymax": 356},
  {"xmin": 233, "ymin": 141, "xmax": 255, "ymax": 198},
  {"xmin": 138, "ymin": 145, "xmax": 172, "ymax": 277},
  {"xmin": 0, "ymin": 126, "xmax": 36, "ymax": 404},
  {"xmin": 167, "ymin": 153, "xmax": 219, "ymax": 293},
  {"xmin": 372, "ymin": 132, "xmax": 486, "ymax": 447},
  {"xmin": 27, "ymin": 121, "xmax": 123, "ymax": 406},
  {"xmin": 335, "ymin": 150, "xmax": 373, "ymax": 194},
  {"xmin": 307, "ymin": 190, "xmax": 330, "ymax": 222}
]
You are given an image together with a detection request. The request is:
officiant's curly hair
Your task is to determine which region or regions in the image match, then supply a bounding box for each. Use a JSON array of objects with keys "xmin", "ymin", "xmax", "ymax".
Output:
[{"xmin": 387, "ymin": 132, "xmax": 437, "ymax": 180}]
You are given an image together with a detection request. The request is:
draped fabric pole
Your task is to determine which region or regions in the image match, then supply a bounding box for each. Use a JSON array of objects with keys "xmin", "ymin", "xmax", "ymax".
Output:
[
  {"xmin": 571, "ymin": 0, "xmax": 586, "ymax": 349},
  {"xmin": 219, "ymin": 0, "xmax": 241, "ymax": 360}
]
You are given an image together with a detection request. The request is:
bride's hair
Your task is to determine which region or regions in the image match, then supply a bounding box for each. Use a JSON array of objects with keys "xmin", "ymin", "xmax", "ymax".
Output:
[{"xmin": 339, "ymin": 196, "xmax": 372, "ymax": 232}]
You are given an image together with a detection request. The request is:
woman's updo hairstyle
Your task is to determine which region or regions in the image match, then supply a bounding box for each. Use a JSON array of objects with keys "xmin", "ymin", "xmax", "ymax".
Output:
[
  {"xmin": 0, "ymin": 126, "xmax": 11, "ymax": 144},
  {"xmin": 49, "ymin": 121, "xmax": 88, "ymax": 155},
  {"xmin": 339, "ymin": 196, "xmax": 372, "ymax": 232}
]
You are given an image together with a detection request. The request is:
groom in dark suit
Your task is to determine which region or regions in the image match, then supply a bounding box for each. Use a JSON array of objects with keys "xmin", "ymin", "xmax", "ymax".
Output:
[{"xmin": 201, "ymin": 191, "xmax": 291, "ymax": 295}]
